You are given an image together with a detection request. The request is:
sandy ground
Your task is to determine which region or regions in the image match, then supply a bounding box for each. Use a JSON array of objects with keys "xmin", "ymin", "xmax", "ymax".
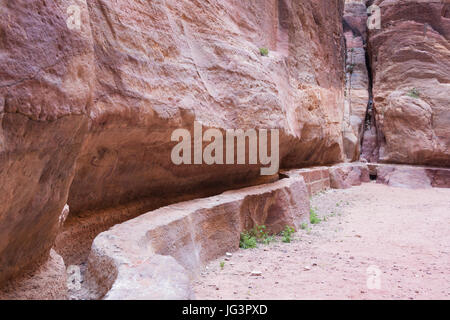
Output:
[{"xmin": 193, "ymin": 183, "xmax": 450, "ymax": 300}]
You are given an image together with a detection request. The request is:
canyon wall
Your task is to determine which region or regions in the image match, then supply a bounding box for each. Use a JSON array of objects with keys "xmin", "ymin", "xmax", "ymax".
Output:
[
  {"xmin": 0, "ymin": 0, "xmax": 93, "ymax": 285},
  {"xmin": 0, "ymin": 0, "xmax": 347, "ymax": 289},
  {"xmin": 68, "ymin": 0, "xmax": 347, "ymax": 215},
  {"xmin": 1, "ymin": 0, "xmax": 450, "ymax": 299},
  {"xmin": 367, "ymin": 0, "xmax": 450, "ymax": 166},
  {"xmin": 343, "ymin": 0, "xmax": 370, "ymax": 161}
]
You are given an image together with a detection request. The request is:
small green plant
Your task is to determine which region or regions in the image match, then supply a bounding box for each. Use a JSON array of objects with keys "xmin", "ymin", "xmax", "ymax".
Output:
[
  {"xmin": 240, "ymin": 231, "xmax": 257, "ymax": 249},
  {"xmin": 281, "ymin": 226, "xmax": 296, "ymax": 243},
  {"xmin": 310, "ymin": 207, "xmax": 321, "ymax": 225},
  {"xmin": 300, "ymin": 222, "xmax": 308, "ymax": 230},
  {"xmin": 262, "ymin": 235, "xmax": 275, "ymax": 245},
  {"xmin": 259, "ymin": 47, "xmax": 269, "ymax": 56},
  {"xmin": 254, "ymin": 225, "xmax": 268, "ymax": 239},
  {"xmin": 407, "ymin": 88, "xmax": 420, "ymax": 98},
  {"xmin": 239, "ymin": 225, "xmax": 274, "ymax": 249},
  {"xmin": 220, "ymin": 261, "xmax": 225, "ymax": 269}
]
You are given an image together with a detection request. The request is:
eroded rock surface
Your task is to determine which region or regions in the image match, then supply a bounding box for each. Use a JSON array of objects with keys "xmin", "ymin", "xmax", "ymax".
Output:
[
  {"xmin": 3, "ymin": 0, "xmax": 449, "ymax": 300},
  {"xmin": 329, "ymin": 163, "xmax": 370, "ymax": 189},
  {"xmin": 0, "ymin": 250, "xmax": 67, "ymax": 300},
  {"xmin": 282, "ymin": 167, "xmax": 331, "ymax": 196},
  {"xmin": 373, "ymin": 163, "xmax": 450, "ymax": 189},
  {"xmin": 368, "ymin": 0, "xmax": 450, "ymax": 166},
  {"xmin": 68, "ymin": 0, "xmax": 347, "ymax": 214},
  {"xmin": 1, "ymin": 0, "xmax": 347, "ymax": 288},
  {"xmin": 343, "ymin": 0, "xmax": 370, "ymax": 161},
  {"xmin": 0, "ymin": 0, "xmax": 93, "ymax": 284},
  {"xmin": 85, "ymin": 175, "xmax": 309, "ymax": 299}
]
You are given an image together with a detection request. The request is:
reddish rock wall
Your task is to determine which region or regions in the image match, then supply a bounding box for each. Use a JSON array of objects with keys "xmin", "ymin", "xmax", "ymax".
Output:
[
  {"xmin": 283, "ymin": 167, "xmax": 331, "ymax": 196},
  {"xmin": 0, "ymin": 0, "xmax": 347, "ymax": 289},
  {"xmin": 68, "ymin": 0, "xmax": 347, "ymax": 215},
  {"xmin": 0, "ymin": 0, "xmax": 94, "ymax": 285},
  {"xmin": 368, "ymin": 0, "xmax": 450, "ymax": 166},
  {"xmin": 343, "ymin": 0, "xmax": 370, "ymax": 161}
]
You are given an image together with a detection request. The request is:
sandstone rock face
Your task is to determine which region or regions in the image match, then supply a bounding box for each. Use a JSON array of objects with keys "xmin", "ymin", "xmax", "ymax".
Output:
[
  {"xmin": 85, "ymin": 175, "xmax": 309, "ymax": 299},
  {"xmin": 1, "ymin": 0, "xmax": 348, "ymax": 289},
  {"xmin": 329, "ymin": 163, "xmax": 370, "ymax": 189},
  {"xmin": 56, "ymin": 174, "xmax": 280, "ymax": 268},
  {"xmin": 88, "ymin": 253, "xmax": 193, "ymax": 300},
  {"xmin": 67, "ymin": 0, "xmax": 347, "ymax": 214},
  {"xmin": 361, "ymin": 124, "xmax": 379, "ymax": 162},
  {"xmin": 343, "ymin": 0, "xmax": 370, "ymax": 161},
  {"xmin": 282, "ymin": 167, "xmax": 331, "ymax": 196},
  {"xmin": 368, "ymin": 0, "xmax": 450, "ymax": 166},
  {"xmin": 427, "ymin": 168, "xmax": 450, "ymax": 188},
  {"xmin": 373, "ymin": 163, "xmax": 450, "ymax": 189},
  {"xmin": 0, "ymin": 250, "xmax": 67, "ymax": 300},
  {"xmin": 377, "ymin": 165, "xmax": 432, "ymax": 189},
  {"xmin": 0, "ymin": 0, "xmax": 94, "ymax": 284},
  {"xmin": 0, "ymin": 0, "xmax": 347, "ymax": 288}
]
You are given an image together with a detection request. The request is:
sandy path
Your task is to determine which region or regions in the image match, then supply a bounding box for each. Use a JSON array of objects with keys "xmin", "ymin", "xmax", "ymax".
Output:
[{"xmin": 193, "ymin": 183, "xmax": 450, "ymax": 300}]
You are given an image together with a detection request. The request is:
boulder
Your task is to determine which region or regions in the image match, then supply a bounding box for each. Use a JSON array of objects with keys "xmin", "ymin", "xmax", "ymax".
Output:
[
  {"xmin": 329, "ymin": 163, "xmax": 370, "ymax": 189},
  {"xmin": 282, "ymin": 167, "xmax": 331, "ymax": 196}
]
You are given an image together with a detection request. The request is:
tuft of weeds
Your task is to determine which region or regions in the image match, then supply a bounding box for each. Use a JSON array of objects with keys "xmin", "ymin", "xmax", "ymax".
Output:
[
  {"xmin": 281, "ymin": 226, "xmax": 296, "ymax": 243},
  {"xmin": 220, "ymin": 261, "xmax": 225, "ymax": 269},
  {"xmin": 300, "ymin": 222, "xmax": 308, "ymax": 230},
  {"xmin": 262, "ymin": 235, "xmax": 275, "ymax": 245},
  {"xmin": 240, "ymin": 224, "xmax": 297, "ymax": 248},
  {"xmin": 239, "ymin": 231, "xmax": 258, "ymax": 249},
  {"xmin": 254, "ymin": 225, "xmax": 268, "ymax": 240},
  {"xmin": 310, "ymin": 207, "xmax": 321, "ymax": 225},
  {"xmin": 240, "ymin": 225, "xmax": 275, "ymax": 249},
  {"xmin": 259, "ymin": 47, "xmax": 269, "ymax": 56}
]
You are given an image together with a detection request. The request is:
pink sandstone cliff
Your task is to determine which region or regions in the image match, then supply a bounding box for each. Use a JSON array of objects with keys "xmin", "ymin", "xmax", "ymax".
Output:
[
  {"xmin": 0, "ymin": 0, "xmax": 346, "ymax": 292},
  {"xmin": 1, "ymin": 0, "xmax": 449, "ymax": 299},
  {"xmin": 365, "ymin": 0, "xmax": 450, "ymax": 166}
]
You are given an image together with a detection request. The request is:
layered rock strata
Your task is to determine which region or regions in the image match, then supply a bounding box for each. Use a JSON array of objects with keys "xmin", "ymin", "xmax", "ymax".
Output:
[
  {"xmin": 0, "ymin": 0, "xmax": 93, "ymax": 285},
  {"xmin": 367, "ymin": 0, "xmax": 450, "ymax": 166},
  {"xmin": 0, "ymin": 0, "xmax": 347, "ymax": 288},
  {"xmin": 343, "ymin": 0, "xmax": 371, "ymax": 161}
]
